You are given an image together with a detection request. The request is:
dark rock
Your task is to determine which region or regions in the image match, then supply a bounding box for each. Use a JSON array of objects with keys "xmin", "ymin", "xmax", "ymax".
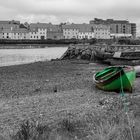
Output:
[{"xmin": 53, "ymin": 86, "xmax": 57, "ymax": 93}]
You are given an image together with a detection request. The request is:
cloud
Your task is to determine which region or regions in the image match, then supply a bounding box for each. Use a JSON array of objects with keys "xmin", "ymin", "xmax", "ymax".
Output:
[
  {"xmin": 0, "ymin": 0, "xmax": 140, "ymax": 28},
  {"xmin": 0, "ymin": 0, "xmax": 125, "ymax": 16}
]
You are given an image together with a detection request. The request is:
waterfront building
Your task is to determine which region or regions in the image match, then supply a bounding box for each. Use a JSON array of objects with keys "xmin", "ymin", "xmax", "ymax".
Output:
[
  {"xmin": 62, "ymin": 23, "xmax": 110, "ymax": 39},
  {"xmin": 47, "ymin": 25, "xmax": 63, "ymax": 40},
  {"xmin": 0, "ymin": 28, "xmax": 29, "ymax": 39},
  {"xmin": 0, "ymin": 24, "xmax": 20, "ymax": 39},
  {"xmin": 0, "ymin": 20, "xmax": 20, "ymax": 25},
  {"xmin": 0, "ymin": 20, "xmax": 20, "ymax": 30},
  {"xmin": 91, "ymin": 24, "xmax": 110, "ymax": 39},
  {"xmin": 1, "ymin": 28, "xmax": 13, "ymax": 39},
  {"xmin": 30, "ymin": 23, "xmax": 64, "ymax": 40},
  {"xmin": 30, "ymin": 23, "xmax": 50, "ymax": 39},
  {"xmin": 131, "ymin": 23, "xmax": 136, "ymax": 38},
  {"xmin": 109, "ymin": 20, "xmax": 132, "ymax": 38},
  {"xmin": 12, "ymin": 28, "xmax": 30, "ymax": 39},
  {"xmin": 0, "ymin": 20, "xmax": 21, "ymax": 39},
  {"xmin": 29, "ymin": 27, "xmax": 40, "ymax": 40},
  {"xmin": 78, "ymin": 24, "xmax": 94, "ymax": 39},
  {"xmin": 90, "ymin": 18, "xmax": 136, "ymax": 38},
  {"xmin": 62, "ymin": 24, "xmax": 79, "ymax": 39},
  {"xmin": 0, "ymin": 19, "xmax": 137, "ymax": 40}
]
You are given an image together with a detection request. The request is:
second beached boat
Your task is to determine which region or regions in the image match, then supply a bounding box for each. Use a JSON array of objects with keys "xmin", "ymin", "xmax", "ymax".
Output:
[{"xmin": 93, "ymin": 66, "xmax": 136, "ymax": 93}]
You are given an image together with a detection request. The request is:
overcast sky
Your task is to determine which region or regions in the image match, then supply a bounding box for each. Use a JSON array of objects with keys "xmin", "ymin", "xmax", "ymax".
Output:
[{"xmin": 0, "ymin": 0, "xmax": 140, "ymax": 33}]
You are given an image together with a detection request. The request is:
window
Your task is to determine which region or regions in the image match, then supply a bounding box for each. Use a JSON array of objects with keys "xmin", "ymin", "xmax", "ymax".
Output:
[
  {"xmin": 123, "ymin": 25, "xmax": 126, "ymax": 33},
  {"xmin": 116, "ymin": 25, "xmax": 118, "ymax": 33}
]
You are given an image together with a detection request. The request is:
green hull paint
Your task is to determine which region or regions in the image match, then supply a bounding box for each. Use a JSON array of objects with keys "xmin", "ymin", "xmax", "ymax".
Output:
[{"xmin": 94, "ymin": 66, "xmax": 136, "ymax": 93}]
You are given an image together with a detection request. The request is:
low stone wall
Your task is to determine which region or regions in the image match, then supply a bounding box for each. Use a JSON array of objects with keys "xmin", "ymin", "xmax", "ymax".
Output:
[{"xmin": 60, "ymin": 45, "xmax": 96, "ymax": 61}]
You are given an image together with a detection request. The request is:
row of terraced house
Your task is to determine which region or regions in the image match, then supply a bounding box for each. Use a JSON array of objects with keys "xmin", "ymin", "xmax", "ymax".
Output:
[{"xmin": 0, "ymin": 18, "xmax": 136, "ymax": 40}]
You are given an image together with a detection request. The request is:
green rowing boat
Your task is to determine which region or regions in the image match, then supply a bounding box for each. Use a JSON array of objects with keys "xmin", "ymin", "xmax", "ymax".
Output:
[{"xmin": 93, "ymin": 66, "xmax": 136, "ymax": 93}]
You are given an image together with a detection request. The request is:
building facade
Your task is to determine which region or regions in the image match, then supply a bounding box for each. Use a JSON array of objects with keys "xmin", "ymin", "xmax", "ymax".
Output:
[
  {"xmin": 0, "ymin": 28, "xmax": 29, "ymax": 39},
  {"xmin": 1, "ymin": 28, "xmax": 13, "ymax": 39},
  {"xmin": 130, "ymin": 23, "xmax": 136, "ymax": 38},
  {"xmin": 90, "ymin": 18, "xmax": 136, "ymax": 38},
  {"xmin": 0, "ymin": 19, "xmax": 137, "ymax": 40},
  {"xmin": 62, "ymin": 23, "xmax": 110, "ymax": 39},
  {"xmin": 78, "ymin": 24, "xmax": 94, "ymax": 39},
  {"xmin": 0, "ymin": 20, "xmax": 20, "ymax": 31},
  {"xmin": 47, "ymin": 25, "xmax": 63, "ymax": 39},
  {"xmin": 91, "ymin": 24, "xmax": 110, "ymax": 39},
  {"xmin": 109, "ymin": 20, "xmax": 132, "ymax": 38},
  {"xmin": 62, "ymin": 24, "xmax": 79, "ymax": 39},
  {"xmin": 30, "ymin": 23, "xmax": 49, "ymax": 39},
  {"xmin": 12, "ymin": 28, "xmax": 30, "ymax": 39}
]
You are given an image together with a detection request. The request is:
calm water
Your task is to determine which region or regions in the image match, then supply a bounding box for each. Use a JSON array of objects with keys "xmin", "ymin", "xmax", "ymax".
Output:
[{"xmin": 0, "ymin": 47, "xmax": 68, "ymax": 67}]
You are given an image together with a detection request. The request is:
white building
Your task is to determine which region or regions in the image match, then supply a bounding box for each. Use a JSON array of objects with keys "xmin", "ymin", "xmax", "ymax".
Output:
[
  {"xmin": 78, "ymin": 24, "xmax": 94, "ymax": 39},
  {"xmin": 93, "ymin": 24, "xmax": 110, "ymax": 39},
  {"xmin": 0, "ymin": 20, "xmax": 29, "ymax": 40},
  {"xmin": 0, "ymin": 21, "xmax": 111, "ymax": 40},
  {"xmin": 12, "ymin": 28, "xmax": 30, "ymax": 39},
  {"xmin": 29, "ymin": 23, "xmax": 51, "ymax": 39},
  {"xmin": 0, "ymin": 28, "xmax": 30, "ymax": 40},
  {"xmin": 29, "ymin": 28, "xmax": 47, "ymax": 40},
  {"xmin": 62, "ymin": 24, "xmax": 79, "ymax": 39},
  {"xmin": 62, "ymin": 23, "xmax": 110, "ymax": 39},
  {"xmin": 1, "ymin": 28, "xmax": 13, "ymax": 39},
  {"xmin": 29, "ymin": 28, "xmax": 40, "ymax": 40},
  {"xmin": 38, "ymin": 28, "xmax": 47, "ymax": 39}
]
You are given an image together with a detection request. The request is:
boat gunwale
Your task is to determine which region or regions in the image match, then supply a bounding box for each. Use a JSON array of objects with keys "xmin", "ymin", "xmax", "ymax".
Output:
[{"xmin": 93, "ymin": 66, "xmax": 134, "ymax": 86}]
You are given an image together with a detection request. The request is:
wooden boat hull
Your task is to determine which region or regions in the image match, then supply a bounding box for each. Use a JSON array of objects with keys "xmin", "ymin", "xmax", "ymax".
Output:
[
  {"xmin": 94, "ymin": 50, "xmax": 113, "ymax": 61},
  {"xmin": 93, "ymin": 66, "xmax": 136, "ymax": 93},
  {"xmin": 108, "ymin": 58, "xmax": 140, "ymax": 66},
  {"xmin": 108, "ymin": 51, "xmax": 140, "ymax": 66}
]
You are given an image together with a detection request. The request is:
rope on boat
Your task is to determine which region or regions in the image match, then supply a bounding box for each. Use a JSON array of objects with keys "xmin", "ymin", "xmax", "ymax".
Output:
[{"xmin": 120, "ymin": 70, "xmax": 134, "ymax": 140}]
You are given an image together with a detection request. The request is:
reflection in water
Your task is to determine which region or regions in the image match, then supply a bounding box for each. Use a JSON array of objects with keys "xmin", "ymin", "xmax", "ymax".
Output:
[{"xmin": 0, "ymin": 47, "xmax": 68, "ymax": 67}]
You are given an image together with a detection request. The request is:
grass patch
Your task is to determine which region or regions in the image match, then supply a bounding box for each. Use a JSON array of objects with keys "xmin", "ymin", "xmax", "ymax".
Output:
[
  {"xmin": 10, "ymin": 109, "xmax": 140, "ymax": 140},
  {"xmin": 11, "ymin": 120, "xmax": 51, "ymax": 140}
]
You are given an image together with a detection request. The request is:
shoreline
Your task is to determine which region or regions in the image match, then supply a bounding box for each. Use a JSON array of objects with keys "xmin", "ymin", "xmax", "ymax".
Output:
[
  {"xmin": 0, "ymin": 44, "xmax": 69, "ymax": 49},
  {"xmin": 0, "ymin": 60, "xmax": 44, "ymax": 68}
]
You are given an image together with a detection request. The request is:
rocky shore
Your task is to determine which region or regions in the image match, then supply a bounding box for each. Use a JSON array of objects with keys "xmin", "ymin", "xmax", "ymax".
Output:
[{"xmin": 0, "ymin": 60, "xmax": 140, "ymax": 139}]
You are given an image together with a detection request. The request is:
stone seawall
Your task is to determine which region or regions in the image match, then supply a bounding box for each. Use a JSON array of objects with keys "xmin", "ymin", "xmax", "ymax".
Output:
[{"xmin": 60, "ymin": 44, "xmax": 96, "ymax": 61}]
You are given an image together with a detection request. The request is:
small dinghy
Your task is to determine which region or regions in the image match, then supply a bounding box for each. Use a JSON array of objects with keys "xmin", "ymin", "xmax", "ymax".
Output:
[{"xmin": 93, "ymin": 66, "xmax": 136, "ymax": 93}]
